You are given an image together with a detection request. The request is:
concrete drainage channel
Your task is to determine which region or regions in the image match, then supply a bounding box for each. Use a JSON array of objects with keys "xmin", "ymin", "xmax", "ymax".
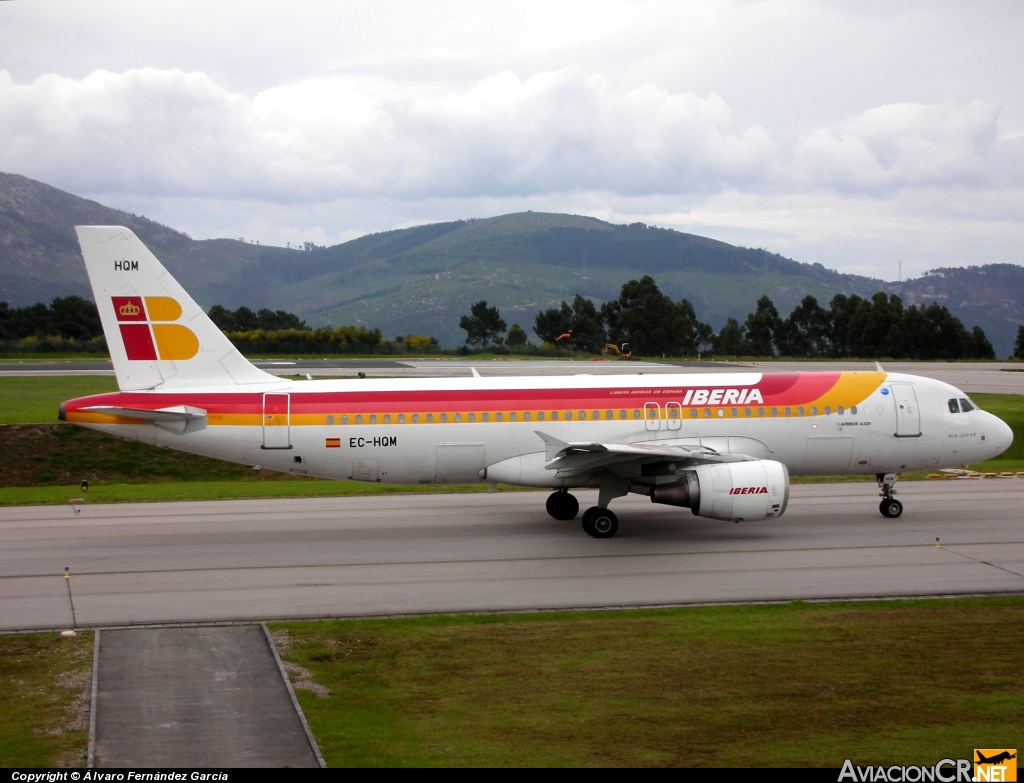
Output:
[{"xmin": 86, "ymin": 624, "xmax": 324, "ymax": 768}]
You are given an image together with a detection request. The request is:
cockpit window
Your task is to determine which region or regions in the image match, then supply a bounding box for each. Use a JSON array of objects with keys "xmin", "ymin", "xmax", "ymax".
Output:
[
  {"xmin": 948, "ymin": 398, "xmax": 960, "ymax": 413},
  {"xmin": 959, "ymin": 398, "xmax": 975, "ymax": 412}
]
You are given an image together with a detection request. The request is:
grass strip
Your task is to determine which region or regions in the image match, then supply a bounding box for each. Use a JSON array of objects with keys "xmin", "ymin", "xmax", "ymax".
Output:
[
  {"xmin": 0, "ymin": 632, "xmax": 93, "ymax": 768},
  {"xmin": 0, "ymin": 480, "xmax": 525, "ymax": 506},
  {"xmin": 272, "ymin": 598, "xmax": 1024, "ymax": 768},
  {"xmin": 0, "ymin": 376, "xmax": 118, "ymax": 425}
]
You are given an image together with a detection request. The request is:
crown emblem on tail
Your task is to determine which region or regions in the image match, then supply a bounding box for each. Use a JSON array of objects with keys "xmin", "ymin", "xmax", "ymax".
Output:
[{"xmin": 118, "ymin": 301, "xmax": 141, "ymax": 317}]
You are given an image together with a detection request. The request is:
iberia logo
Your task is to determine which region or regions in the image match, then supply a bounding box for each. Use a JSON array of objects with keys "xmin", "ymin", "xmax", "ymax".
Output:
[
  {"xmin": 975, "ymin": 750, "xmax": 1017, "ymax": 782},
  {"xmin": 112, "ymin": 296, "xmax": 199, "ymax": 361}
]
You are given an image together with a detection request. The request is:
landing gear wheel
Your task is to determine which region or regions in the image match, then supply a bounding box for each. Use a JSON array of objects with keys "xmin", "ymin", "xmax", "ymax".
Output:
[
  {"xmin": 582, "ymin": 506, "xmax": 618, "ymax": 538},
  {"xmin": 546, "ymin": 491, "xmax": 579, "ymax": 521},
  {"xmin": 880, "ymin": 499, "xmax": 903, "ymax": 518}
]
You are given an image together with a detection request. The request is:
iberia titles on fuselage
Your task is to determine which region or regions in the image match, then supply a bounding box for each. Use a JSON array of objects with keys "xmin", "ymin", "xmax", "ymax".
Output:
[{"xmin": 61, "ymin": 226, "xmax": 1013, "ymax": 538}]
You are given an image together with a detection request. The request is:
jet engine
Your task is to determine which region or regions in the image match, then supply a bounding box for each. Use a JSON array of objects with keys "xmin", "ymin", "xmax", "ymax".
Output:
[{"xmin": 649, "ymin": 459, "xmax": 790, "ymax": 521}]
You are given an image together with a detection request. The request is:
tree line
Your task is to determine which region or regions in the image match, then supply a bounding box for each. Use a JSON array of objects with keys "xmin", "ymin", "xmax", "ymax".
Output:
[{"xmin": 460, "ymin": 275, "xmax": 996, "ymax": 359}]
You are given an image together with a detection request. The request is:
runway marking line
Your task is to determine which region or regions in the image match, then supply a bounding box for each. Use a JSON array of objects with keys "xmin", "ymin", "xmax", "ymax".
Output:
[{"xmin": 2, "ymin": 539, "xmax": 1022, "ymax": 580}]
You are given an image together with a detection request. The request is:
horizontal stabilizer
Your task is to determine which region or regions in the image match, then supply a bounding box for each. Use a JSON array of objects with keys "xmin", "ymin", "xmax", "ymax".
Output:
[{"xmin": 81, "ymin": 404, "xmax": 207, "ymax": 422}]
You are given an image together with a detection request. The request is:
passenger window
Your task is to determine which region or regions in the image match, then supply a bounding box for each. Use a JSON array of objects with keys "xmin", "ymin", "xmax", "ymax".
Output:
[
  {"xmin": 341, "ymin": 415, "xmax": 349, "ymax": 424},
  {"xmin": 757, "ymin": 408, "xmax": 764, "ymax": 417},
  {"xmin": 619, "ymin": 410, "xmax": 627, "ymax": 419},
  {"xmin": 797, "ymin": 407, "xmax": 805, "ymax": 416},
  {"xmin": 550, "ymin": 411, "xmax": 558, "ymax": 420},
  {"xmin": 508, "ymin": 412, "xmax": 515, "ymax": 421},
  {"xmin": 383, "ymin": 414, "xmax": 391, "ymax": 424},
  {"xmin": 326, "ymin": 415, "xmax": 334, "ymax": 425},
  {"xmin": 454, "ymin": 413, "xmax": 462, "ymax": 422},
  {"xmin": 412, "ymin": 414, "xmax": 419, "ymax": 423},
  {"xmin": 691, "ymin": 408, "xmax": 699, "ymax": 418},
  {"xmin": 425, "ymin": 414, "xmax": 433, "ymax": 423},
  {"xmin": 397, "ymin": 414, "xmax": 405, "ymax": 423},
  {"xmin": 355, "ymin": 414, "xmax": 363, "ymax": 424},
  {"xmin": 633, "ymin": 409, "xmax": 641, "ymax": 419},
  {"xmin": 850, "ymin": 406, "xmax": 858, "ymax": 415},
  {"xmin": 523, "ymin": 412, "xmax": 530, "ymax": 421},
  {"xmin": 744, "ymin": 408, "xmax": 751, "ymax": 417},
  {"xmin": 440, "ymin": 413, "xmax": 448, "ymax": 422},
  {"xmin": 481, "ymin": 412, "xmax": 488, "ymax": 422},
  {"xmin": 537, "ymin": 412, "xmax": 544, "ymax": 421},
  {"xmin": 704, "ymin": 408, "xmax": 711, "ymax": 418},
  {"xmin": 948, "ymin": 399, "xmax": 960, "ymax": 413},
  {"xmin": 837, "ymin": 407, "xmax": 844, "ymax": 415},
  {"xmin": 467, "ymin": 413, "xmax": 475, "ymax": 422},
  {"xmin": 369, "ymin": 414, "xmax": 377, "ymax": 424},
  {"xmin": 784, "ymin": 407, "xmax": 792, "ymax": 417},
  {"xmin": 605, "ymin": 410, "xmax": 613, "ymax": 419},
  {"xmin": 823, "ymin": 407, "xmax": 830, "ymax": 415},
  {"xmin": 771, "ymin": 408, "xmax": 777, "ymax": 417},
  {"xmin": 959, "ymin": 398, "xmax": 975, "ymax": 412},
  {"xmin": 495, "ymin": 412, "xmax": 502, "ymax": 421}
]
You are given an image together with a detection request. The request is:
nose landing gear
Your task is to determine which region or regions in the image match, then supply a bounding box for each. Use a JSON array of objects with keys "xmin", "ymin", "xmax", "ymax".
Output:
[
  {"xmin": 545, "ymin": 489, "xmax": 579, "ymax": 521},
  {"xmin": 877, "ymin": 473, "xmax": 903, "ymax": 518}
]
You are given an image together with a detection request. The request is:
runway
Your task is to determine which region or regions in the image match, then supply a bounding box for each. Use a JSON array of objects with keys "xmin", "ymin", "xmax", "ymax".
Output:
[
  {"xmin": 2, "ymin": 358, "xmax": 1021, "ymax": 392},
  {"xmin": 1, "ymin": 481, "xmax": 1022, "ymax": 633}
]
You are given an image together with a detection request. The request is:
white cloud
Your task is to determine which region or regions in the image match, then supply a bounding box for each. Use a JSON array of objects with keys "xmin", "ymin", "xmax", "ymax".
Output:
[
  {"xmin": 4, "ymin": 65, "xmax": 1017, "ymax": 206},
  {"xmin": 793, "ymin": 100, "xmax": 1011, "ymax": 191},
  {"xmin": 1, "ymin": 0, "xmax": 1022, "ymax": 279},
  {"xmin": 0, "ymin": 66, "xmax": 782, "ymax": 200}
]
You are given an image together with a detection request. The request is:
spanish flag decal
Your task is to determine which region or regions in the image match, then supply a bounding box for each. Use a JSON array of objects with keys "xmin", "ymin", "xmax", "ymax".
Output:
[{"xmin": 326, "ymin": 438, "xmax": 341, "ymax": 448}]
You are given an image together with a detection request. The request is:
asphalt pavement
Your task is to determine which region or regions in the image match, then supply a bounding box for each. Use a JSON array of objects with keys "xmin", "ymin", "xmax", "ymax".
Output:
[{"xmin": 2, "ymin": 480, "xmax": 1022, "ymax": 633}]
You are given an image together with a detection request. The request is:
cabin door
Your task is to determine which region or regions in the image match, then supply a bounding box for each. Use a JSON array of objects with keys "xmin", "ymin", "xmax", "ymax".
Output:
[
  {"xmin": 262, "ymin": 393, "xmax": 291, "ymax": 449},
  {"xmin": 891, "ymin": 384, "xmax": 922, "ymax": 437}
]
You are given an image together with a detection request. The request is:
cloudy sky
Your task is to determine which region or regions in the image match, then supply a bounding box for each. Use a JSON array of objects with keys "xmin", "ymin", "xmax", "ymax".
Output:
[{"xmin": 1, "ymin": 0, "xmax": 1021, "ymax": 279}]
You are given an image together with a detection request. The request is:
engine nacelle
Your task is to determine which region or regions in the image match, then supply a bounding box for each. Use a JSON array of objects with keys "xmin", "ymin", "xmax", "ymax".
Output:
[{"xmin": 650, "ymin": 459, "xmax": 790, "ymax": 522}]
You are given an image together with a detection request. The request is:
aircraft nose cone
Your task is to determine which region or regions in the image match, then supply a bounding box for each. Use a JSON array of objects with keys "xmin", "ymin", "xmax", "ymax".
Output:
[{"xmin": 996, "ymin": 416, "xmax": 1014, "ymax": 454}]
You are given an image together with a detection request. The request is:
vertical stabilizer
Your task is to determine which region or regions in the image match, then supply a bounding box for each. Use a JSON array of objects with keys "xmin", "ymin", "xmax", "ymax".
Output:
[{"xmin": 76, "ymin": 226, "xmax": 281, "ymax": 390}]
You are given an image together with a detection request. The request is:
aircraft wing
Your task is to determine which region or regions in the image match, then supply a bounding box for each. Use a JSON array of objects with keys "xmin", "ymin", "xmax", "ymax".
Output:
[{"xmin": 536, "ymin": 431, "xmax": 752, "ymax": 477}]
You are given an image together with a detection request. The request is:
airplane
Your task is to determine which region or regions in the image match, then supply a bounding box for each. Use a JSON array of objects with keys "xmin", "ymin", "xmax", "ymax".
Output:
[
  {"xmin": 976, "ymin": 752, "xmax": 1017, "ymax": 765},
  {"xmin": 59, "ymin": 226, "xmax": 1014, "ymax": 538}
]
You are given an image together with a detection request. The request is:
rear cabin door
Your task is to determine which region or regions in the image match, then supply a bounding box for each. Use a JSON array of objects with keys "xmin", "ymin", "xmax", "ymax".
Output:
[
  {"xmin": 262, "ymin": 393, "xmax": 291, "ymax": 449},
  {"xmin": 891, "ymin": 383, "xmax": 922, "ymax": 437}
]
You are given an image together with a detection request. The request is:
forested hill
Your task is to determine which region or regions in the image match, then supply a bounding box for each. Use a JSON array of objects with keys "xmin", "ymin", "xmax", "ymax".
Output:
[{"xmin": 2, "ymin": 170, "xmax": 1023, "ymax": 356}]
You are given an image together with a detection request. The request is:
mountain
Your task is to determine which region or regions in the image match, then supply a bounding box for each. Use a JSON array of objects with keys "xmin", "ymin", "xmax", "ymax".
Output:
[{"xmin": 2, "ymin": 171, "xmax": 1022, "ymax": 356}]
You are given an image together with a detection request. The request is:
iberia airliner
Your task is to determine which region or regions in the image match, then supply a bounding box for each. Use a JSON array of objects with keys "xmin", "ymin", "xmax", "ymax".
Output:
[{"xmin": 61, "ymin": 227, "xmax": 1013, "ymax": 537}]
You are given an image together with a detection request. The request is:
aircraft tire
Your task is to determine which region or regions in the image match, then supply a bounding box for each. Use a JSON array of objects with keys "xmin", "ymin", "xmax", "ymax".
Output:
[
  {"xmin": 546, "ymin": 491, "xmax": 579, "ymax": 520},
  {"xmin": 880, "ymin": 499, "xmax": 903, "ymax": 518},
  {"xmin": 582, "ymin": 506, "xmax": 618, "ymax": 538}
]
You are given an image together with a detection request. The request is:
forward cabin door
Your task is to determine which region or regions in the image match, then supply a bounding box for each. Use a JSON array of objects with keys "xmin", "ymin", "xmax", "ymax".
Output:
[
  {"xmin": 262, "ymin": 393, "xmax": 291, "ymax": 449},
  {"xmin": 891, "ymin": 384, "xmax": 922, "ymax": 437}
]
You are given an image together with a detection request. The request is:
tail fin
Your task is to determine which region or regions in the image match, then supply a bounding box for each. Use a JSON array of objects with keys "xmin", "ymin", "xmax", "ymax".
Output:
[{"xmin": 76, "ymin": 226, "xmax": 280, "ymax": 390}]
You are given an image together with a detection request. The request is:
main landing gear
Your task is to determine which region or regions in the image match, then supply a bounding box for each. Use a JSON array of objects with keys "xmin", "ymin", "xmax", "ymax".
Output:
[
  {"xmin": 545, "ymin": 490, "xmax": 619, "ymax": 538},
  {"xmin": 581, "ymin": 506, "xmax": 618, "ymax": 538},
  {"xmin": 877, "ymin": 473, "xmax": 903, "ymax": 518},
  {"xmin": 545, "ymin": 489, "xmax": 579, "ymax": 521}
]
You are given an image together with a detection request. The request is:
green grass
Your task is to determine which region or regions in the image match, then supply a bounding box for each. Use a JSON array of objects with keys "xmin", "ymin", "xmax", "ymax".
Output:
[
  {"xmin": 0, "ymin": 632, "xmax": 93, "ymax": 767},
  {"xmin": 0, "ymin": 376, "xmax": 118, "ymax": 424},
  {"xmin": 273, "ymin": 598, "xmax": 1024, "ymax": 767},
  {"xmin": 0, "ymin": 480, "xmax": 524, "ymax": 506}
]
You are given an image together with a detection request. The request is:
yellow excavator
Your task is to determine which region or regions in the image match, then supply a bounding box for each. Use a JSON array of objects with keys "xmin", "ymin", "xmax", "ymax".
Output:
[{"xmin": 603, "ymin": 343, "xmax": 635, "ymax": 359}]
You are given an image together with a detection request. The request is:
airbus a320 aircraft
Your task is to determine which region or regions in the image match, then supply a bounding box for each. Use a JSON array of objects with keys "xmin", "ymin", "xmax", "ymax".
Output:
[{"xmin": 61, "ymin": 227, "xmax": 1013, "ymax": 538}]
